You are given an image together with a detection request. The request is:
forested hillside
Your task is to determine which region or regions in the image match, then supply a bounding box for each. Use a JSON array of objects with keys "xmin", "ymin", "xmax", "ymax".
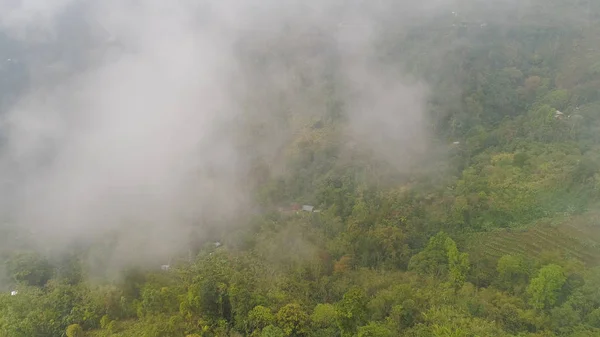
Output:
[{"xmin": 3, "ymin": 0, "xmax": 600, "ymax": 336}]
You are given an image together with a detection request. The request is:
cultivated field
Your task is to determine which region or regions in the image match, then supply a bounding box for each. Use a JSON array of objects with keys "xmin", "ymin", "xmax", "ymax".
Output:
[{"xmin": 467, "ymin": 211, "xmax": 600, "ymax": 265}]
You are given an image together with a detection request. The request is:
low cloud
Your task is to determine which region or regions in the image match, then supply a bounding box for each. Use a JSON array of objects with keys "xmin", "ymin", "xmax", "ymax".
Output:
[{"xmin": 0, "ymin": 0, "xmax": 448, "ymax": 270}]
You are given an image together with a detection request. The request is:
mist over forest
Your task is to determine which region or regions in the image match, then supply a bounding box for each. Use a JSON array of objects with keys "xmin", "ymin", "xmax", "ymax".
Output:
[{"xmin": 2, "ymin": 0, "xmax": 600, "ymax": 336}]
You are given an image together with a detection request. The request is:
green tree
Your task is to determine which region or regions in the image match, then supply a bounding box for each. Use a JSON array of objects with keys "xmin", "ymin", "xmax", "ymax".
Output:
[
  {"xmin": 311, "ymin": 304, "xmax": 336, "ymax": 328},
  {"xmin": 446, "ymin": 238, "xmax": 469, "ymax": 289},
  {"xmin": 496, "ymin": 254, "xmax": 531, "ymax": 293},
  {"xmin": 408, "ymin": 232, "xmax": 452, "ymax": 277},
  {"xmin": 249, "ymin": 305, "xmax": 275, "ymax": 334},
  {"xmin": 527, "ymin": 264, "xmax": 567, "ymax": 310},
  {"xmin": 409, "ymin": 232, "xmax": 468, "ymax": 288},
  {"xmin": 276, "ymin": 303, "xmax": 309, "ymax": 336},
  {"xmin": 311, "ymin": 303, "xmax": 339, "ymax": 337},
  {"xmin": 357, "ymin": 322, "xmax": 393, "ymax": 337},
  {"xmin": 66, "ymin": 324, "xmax": 84, "ymax": 337},
  {"xmin": 550, "ymin": 304, "xmax": 581, "ymax": 334},
  {"xmin": 262, "ymin": 325, "xmax": 286, "ymax": 337},
  {"xmin": 336, "ymin": 287, "xmax": 368, "ymax": 337},
  {"xmin": 386, "ymin": 302, "xmax": 417, "ymax": 333}
]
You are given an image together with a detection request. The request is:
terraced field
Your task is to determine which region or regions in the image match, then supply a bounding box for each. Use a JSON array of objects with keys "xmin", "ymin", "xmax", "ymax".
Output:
[{"xmin": 467, "ymin": 211, "xmax": 600, "ymax": 265}]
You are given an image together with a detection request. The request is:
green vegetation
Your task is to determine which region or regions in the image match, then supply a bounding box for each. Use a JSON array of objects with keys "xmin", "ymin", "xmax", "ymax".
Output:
[{"xmin": 4, "ymin": 0, "xmax": 600, "ymax": 336}]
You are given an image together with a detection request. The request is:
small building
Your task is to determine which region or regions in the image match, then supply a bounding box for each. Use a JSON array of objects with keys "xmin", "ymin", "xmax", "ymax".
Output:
[
  {"xmin": 452, "ymin": 141, "xmax": 460, "ymax": 145},
  {"xmin": 214, "ymin": 241, "xmax": 222, "ymax": 248},
  {"xmin": 302, "ymin": 205, "xmax": 314, "ymax": 212},
  {"xmin": 555, "ymin": 110, "xmax": 564, "ymax": 119},
  {"xmin": 161, "ymin": 265, "xmax": 170, "ymax": 271},
  {"xmin": 10, "ymin": 291, "xmax": 17, "ymax": 296}
]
